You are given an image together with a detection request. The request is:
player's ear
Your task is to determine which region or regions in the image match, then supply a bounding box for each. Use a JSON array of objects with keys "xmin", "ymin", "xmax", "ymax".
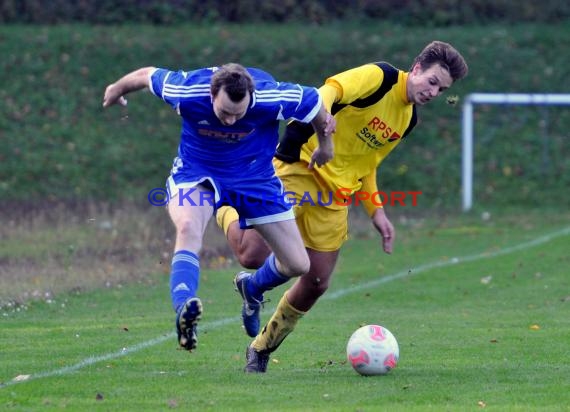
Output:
[{"xmin": 411, "ymin": 62, "xmax": 422, "ymax": 75}]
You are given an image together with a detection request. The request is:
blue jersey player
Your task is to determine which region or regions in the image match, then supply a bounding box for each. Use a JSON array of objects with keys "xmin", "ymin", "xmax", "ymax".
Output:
[{"xmin": 102, "ymin": 63, "xmax": 335, "ymax": 351}]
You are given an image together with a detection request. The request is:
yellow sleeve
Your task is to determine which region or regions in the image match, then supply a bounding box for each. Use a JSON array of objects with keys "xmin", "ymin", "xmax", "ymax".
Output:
[
  {"xmin": 360, "ymin": 171, "xmax": 381, "ymax": 217},
  {"xmin": 318, "ymin": 83, "xmax": 340, "ymax": 112},
  {"xmin": 324, "ymin": 64, "xmax": 384, "ymax": 104}
]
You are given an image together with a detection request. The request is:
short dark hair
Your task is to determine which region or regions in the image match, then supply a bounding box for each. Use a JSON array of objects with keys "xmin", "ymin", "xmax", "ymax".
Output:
[
  {"xmin": 412, "ymin": 41, "xmax": 468, "ymax": 82},
  {"xmin": 211, "ymin": 63, "xmax": 255, "ymax": 102}
]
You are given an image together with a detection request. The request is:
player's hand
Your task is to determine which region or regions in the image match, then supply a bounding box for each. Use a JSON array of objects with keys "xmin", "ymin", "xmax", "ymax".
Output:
[
  {"xmin": 102, "ymin": 84, "xmax": 128, "ymax": 108},
  {"xmin": 308, "ymin": 112, "xmax": 335, "ymax": 169},
  {"xmin": 372, "ymin": 208, "xmax": 395, "ymax": 254},
  {"xmin": 308, "ymin": 141, "xmax": 334, "ymax": 169}
]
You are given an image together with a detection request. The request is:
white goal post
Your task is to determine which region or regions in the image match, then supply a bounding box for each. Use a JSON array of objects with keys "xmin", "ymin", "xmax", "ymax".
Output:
[{"xmin": 461, "ymin": 93, "xmax": 570, "ymax": 211}]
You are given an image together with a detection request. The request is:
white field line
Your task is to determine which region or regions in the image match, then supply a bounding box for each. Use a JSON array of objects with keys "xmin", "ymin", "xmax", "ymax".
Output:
[
  {"xmin": 326, "ymin": 225, "xmax": 570, "ymax": 300},
  {"xmin": 3, "ymin": 225, "xmax": 569, "ymax": 388}
]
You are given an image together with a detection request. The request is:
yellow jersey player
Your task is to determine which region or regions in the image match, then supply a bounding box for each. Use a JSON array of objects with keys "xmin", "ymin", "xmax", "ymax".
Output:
[{"xmin": 217, "ymin": 41, "xmax": 468, "ymax": 372}]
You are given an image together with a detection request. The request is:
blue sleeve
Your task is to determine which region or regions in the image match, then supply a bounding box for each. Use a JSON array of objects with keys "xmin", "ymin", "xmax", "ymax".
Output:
[
  {"xmin": 278, "ymin": 82, "xmax": 322, "ymax": 124},
  {"xmin": 249, "ymin": 68, "xmax": 321, "ymax": 123},
  {"xmin": 149, "ymin": 68, "xmax": 174, "ymax": 107},
  {"xmin": 149, "ymin": 68, "xmax": 209, "ymax": 109}
]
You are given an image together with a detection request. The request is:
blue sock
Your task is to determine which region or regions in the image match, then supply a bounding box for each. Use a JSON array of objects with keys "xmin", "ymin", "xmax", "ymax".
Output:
[
  {"xmin": 170, "ymin": 250, "xmax": 200, "ymax": 312},
  {"xmin": 249, "ymin": 254, "xmax": 290, "ymax": 298}
]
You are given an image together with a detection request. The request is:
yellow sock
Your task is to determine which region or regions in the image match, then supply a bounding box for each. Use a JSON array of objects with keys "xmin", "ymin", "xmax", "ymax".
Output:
[
  {"xmin": 215, "ymin": 206, "xmax": 239, "ymax": 236},
  {"xmin": 251, "ymin": 291, "xmax": 305, "ymax": 353}
]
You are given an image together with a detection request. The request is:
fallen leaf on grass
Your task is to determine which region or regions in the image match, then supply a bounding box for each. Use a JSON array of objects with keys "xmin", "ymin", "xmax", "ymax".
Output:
[
  {"xmin": 529, "ymin": 324, "xmax": 540, "ymax": 330},
  {"xmin": 168, "ymin": 399, "xmax": 178, "ymax": 408},
  {"xmin": 13, "ymin": 374, "xmax": 30, "ymax": 382}
]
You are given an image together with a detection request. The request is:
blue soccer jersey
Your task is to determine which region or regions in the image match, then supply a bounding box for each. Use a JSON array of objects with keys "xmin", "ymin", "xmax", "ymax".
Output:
[
  {"xmin": 149, "ymin": 67, "xmax": 321, "ymax": 178},
  {"xmin": 149, "ymin": 66, "xmax": 322, "ymax": 226}
]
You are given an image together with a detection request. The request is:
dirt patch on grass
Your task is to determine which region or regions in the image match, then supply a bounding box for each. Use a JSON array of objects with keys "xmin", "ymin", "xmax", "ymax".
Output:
[{"xmin": 0, "ymin": 201, "xmax": 235, "ymax": 309}]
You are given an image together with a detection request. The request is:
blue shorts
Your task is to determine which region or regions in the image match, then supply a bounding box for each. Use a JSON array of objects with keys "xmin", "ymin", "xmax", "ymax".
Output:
[{"xmin": 166, "ymin": 156, "xmax": 294, "ymax": 229}]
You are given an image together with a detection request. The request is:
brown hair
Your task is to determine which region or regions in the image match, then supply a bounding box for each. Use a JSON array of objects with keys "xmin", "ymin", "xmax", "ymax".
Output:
[
  {"xmin": 412, "ymin": 41, "xmax": 468, "ymax": 81},
  {"xmin": 211, "ymin": 63, "xmax": 255, "ymax": 102}
]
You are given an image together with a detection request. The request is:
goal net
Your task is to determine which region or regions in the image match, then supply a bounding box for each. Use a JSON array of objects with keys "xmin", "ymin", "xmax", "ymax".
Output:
[{"xmin": 461, "ymin": 93, "xmax": 570, "ymax": 211}]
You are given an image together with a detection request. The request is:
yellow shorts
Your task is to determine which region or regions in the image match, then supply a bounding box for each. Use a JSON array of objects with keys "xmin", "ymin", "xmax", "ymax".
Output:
[{"xmin": 274, "ymin": 159, "xmax": 348, "ymax": 252}]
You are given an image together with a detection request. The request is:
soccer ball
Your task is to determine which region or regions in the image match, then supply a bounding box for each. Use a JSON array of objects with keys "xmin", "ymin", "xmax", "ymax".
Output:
[{"xmin": 346, "ymin": 324, "xmax": 399, "ymax": 376}]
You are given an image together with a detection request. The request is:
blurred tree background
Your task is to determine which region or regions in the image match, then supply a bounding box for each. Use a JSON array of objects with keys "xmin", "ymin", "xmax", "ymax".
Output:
[
  {"xmin": 1, "ymin": 0, "xmax": 569, "ymax": 306},
  {"xmin": 1, "ymin": 0, "xmax": 569, "ymax": 213},
  {"xmin": 2, "ymin": 0, "xmax": 569, "ymax": 25}
]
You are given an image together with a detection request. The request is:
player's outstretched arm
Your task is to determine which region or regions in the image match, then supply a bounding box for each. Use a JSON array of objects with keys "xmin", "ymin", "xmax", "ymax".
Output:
[{"xmin": 102, "ymin": 66, "xmax": 155, "ymax": 108}]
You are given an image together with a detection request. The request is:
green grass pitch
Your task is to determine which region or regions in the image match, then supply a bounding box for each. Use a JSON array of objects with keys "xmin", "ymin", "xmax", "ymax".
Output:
[{"xmin": 1, "ymin": 212, "xmax": 569, "ymax": 411}]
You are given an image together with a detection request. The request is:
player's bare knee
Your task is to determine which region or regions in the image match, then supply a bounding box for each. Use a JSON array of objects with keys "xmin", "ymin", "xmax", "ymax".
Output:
[
  {"xmin": 275, "ymin": 254, "xmax": 310, "ymax": 278},
  {"xmin": 237, "ymin": 252, "xmax": 265, "ymax": 269},
  {"xmin": 176, "ymin": 219, "xmax": 192, "ymax": 235},
  {"xmin": 175, "ymin": 220, "xmax": 201, "ymax": 244},
  {"xmin": 303, "ymin": 275, "xmax": 329, "ymax": 297},
  {"xmin": 237, "ymin": 243, "xmax": 269, "ymax": 269},
  {"xmin": 287, "ymin": 257, "xmax": 311, "ymax": 277},
  {"xmin": 312, "ymin": 278, "xmax": 330, "ymax": 296}
]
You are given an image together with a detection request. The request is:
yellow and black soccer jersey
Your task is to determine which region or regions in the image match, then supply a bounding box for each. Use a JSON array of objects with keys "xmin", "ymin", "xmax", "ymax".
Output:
[{"xmin": 275, "ymin": 62, "xmax": 417, "ymax": 214}]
